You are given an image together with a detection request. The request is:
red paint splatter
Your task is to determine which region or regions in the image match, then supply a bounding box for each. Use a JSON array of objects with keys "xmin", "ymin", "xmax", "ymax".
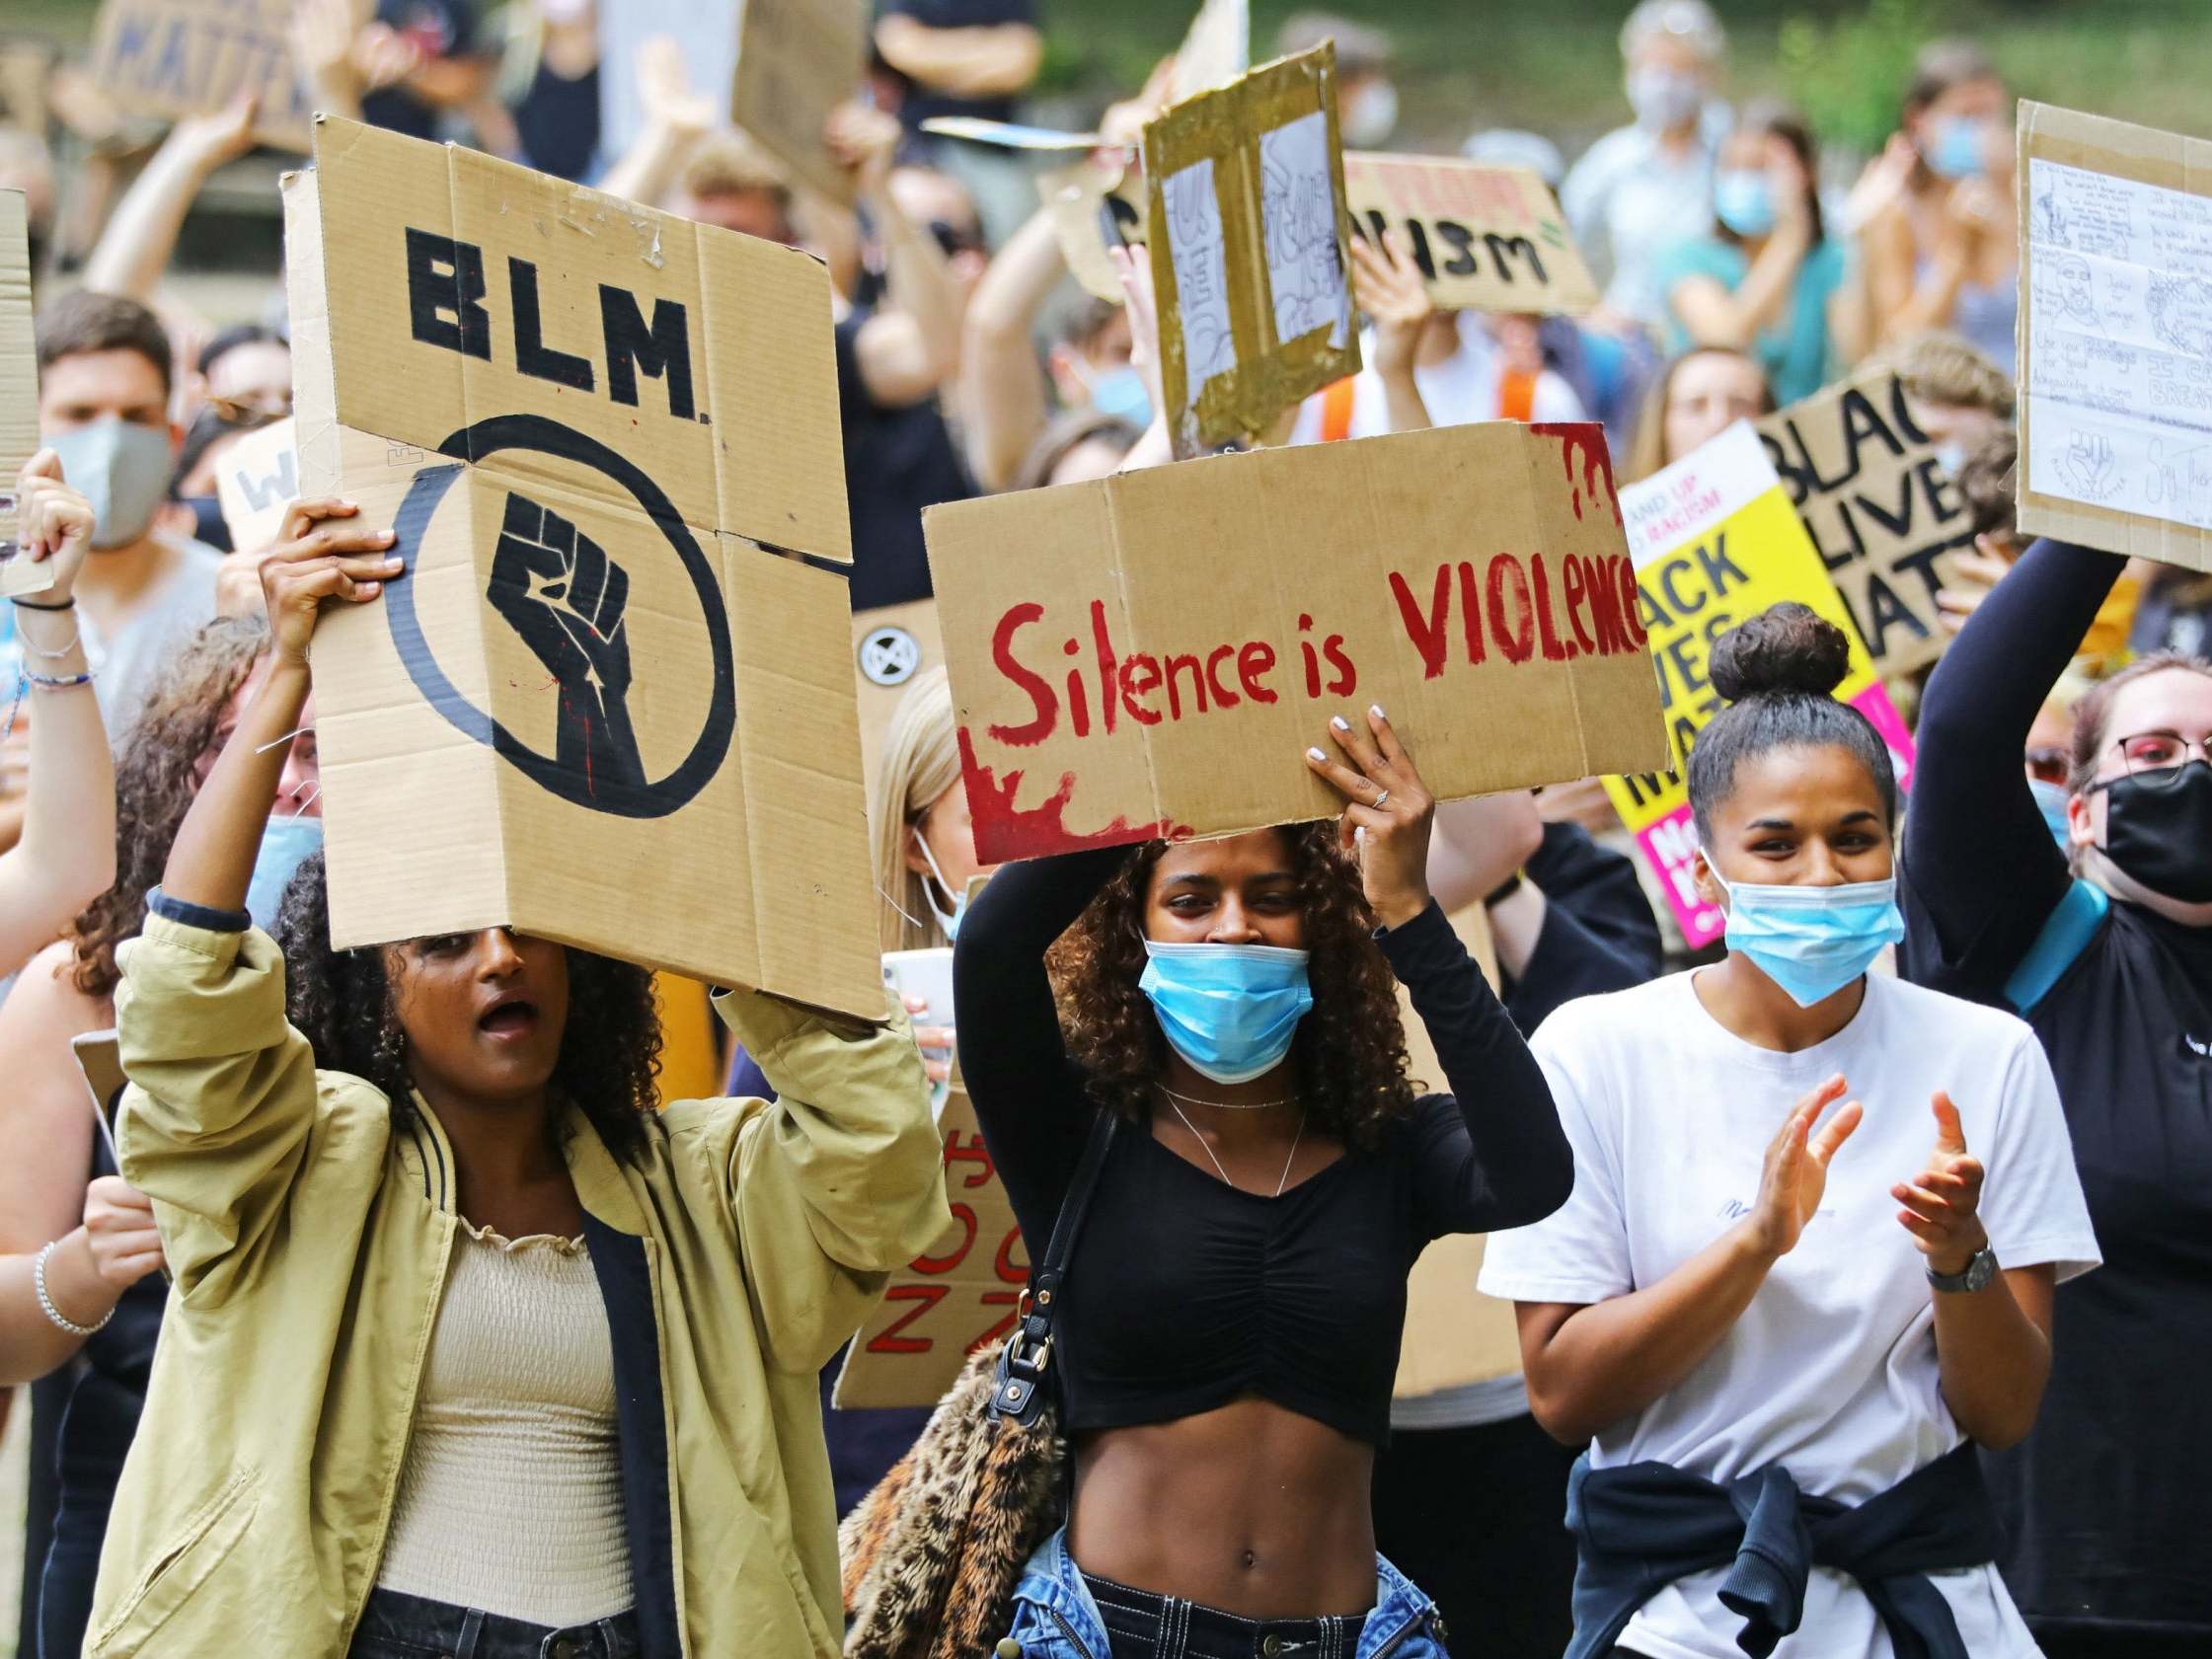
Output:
[
  {"xmin": 1531, "ymin": 421, "xmax": 1623, "ymax": 528},
  {"xmin": 958, "ymin": 727, "xmax": 1190, "ymax": 864}
]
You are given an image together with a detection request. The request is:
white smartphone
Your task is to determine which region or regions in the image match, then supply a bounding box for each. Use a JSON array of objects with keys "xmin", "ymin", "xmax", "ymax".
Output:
[
  {"xmin": 881, "ymin": 947, "xmax": 955, "ymax": 1117},
  {"xmin": 72, "ymin": 1028, "xmax": 126, "ymax": 1170}
]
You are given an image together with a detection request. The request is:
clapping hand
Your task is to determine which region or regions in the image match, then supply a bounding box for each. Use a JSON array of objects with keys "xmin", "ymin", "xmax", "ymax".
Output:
[
  {"xmin": 1892, "ymin": 1093, "xmax": 1988, "ymax": 1277},
  {"xmin": 1742, "ymin": 1075, "xmax": 1863, "ymax": 1261}
]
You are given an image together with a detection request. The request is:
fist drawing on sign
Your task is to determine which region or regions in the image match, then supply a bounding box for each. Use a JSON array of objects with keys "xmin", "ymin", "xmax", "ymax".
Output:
[
  {"xmin": 2054, "ymin": 430, "xmax": 2124, "ymax": 502},
  {"xmin": 488, "ymin": 492, "xmax": 648, "ymax": 801}
]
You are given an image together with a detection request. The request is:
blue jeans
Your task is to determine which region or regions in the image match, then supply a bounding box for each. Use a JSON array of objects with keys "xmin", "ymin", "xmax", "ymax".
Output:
[
  {"xmin": 347, "ymin": 1586, "xmax": 641, "ymax": 1659},
  {"xmin": 1002, "ymin": 1530, "xmax": 1450, "ymax": 1659}
]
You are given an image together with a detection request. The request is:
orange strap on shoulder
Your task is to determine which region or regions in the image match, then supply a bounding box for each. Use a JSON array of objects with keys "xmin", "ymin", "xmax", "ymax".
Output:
[
  {"xmin": 1497, "ymin": 369, "xmax": 1537, "ymax": 423},
  {"xmin": 1320, "ymin": 375, "xmax": 1357, "ymax": 442}
]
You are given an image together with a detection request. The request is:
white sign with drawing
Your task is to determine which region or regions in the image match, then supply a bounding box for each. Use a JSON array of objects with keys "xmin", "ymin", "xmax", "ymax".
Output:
[
  {"xmin": 1259, "ymin": 109, "xmax": 1350, "ymax": 350},
  {"xmin": 2024, "ymin": 157, "xmax": 2212, "ymax": 530},
  {"xmin": 1164, "ymin": 159, "xmax": 1237, "ymax": 395}
]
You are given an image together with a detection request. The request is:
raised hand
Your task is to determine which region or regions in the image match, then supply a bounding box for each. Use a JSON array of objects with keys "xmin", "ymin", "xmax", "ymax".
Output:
[
  {"xmin": 1304, "ymin": 704, "xmax": 1436, "ymax": 929},
  {"xmin": 486, "ymin": 491, "xmax": 647, "ymax": 796},
  {"xmin": 1351, "ymin": 228, "xmax": 1434, "ymax": 381},
  {"xmin": 1892, "ymin": 1092, "xmax": 1988, "ymax": 1276},
  {"xmin": 256, "ymin": 497, "xmax": 402, "ymax": 666},
  {"xmin": 1743, "ymin": 1075, "xmax": 1862, "ymax": 1260},
  {"xmin": 14, "ymin": 450, "xmax": 97, "ymax": 602}
]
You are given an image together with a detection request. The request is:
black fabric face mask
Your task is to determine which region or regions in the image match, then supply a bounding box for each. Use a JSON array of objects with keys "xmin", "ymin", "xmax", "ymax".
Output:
[
  {"xmin": 183, "ymin": 493, "xmax": 234, "ymax": 553},
  {"xmin": 2096, "ymin": 759, "xmax": 2212, "ymax": 903}
]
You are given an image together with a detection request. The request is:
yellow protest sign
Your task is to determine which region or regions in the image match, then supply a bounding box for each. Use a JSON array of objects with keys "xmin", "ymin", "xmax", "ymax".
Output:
[{"xmin": 1603, "ymin": 423, "xmax": 1916, "ymax": 947}]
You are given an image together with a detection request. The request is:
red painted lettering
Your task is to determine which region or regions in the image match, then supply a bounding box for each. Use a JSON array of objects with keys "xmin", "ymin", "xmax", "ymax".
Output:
[
  {"xmin": 1324, "ymin": 635, "xmax": 1357, "ymax": 696},
  {"xmin": 1204, "ymin": 643, "xmax": 1242, "ymax": 708},
  {"xmin": 1299, "ymin": 614, "xmax": 1322, "ymax": 698},
  {"xmin": 1090, "ymin": 600, "xmax": 1119, "ymax": 737},
  {"xmin": 1532, "ymin": 555, "xmax": 1574, "ymax": 661},
  {"xmin": 1562, "ymin": 556, "xmax": 1598, "ymax": 653},
  {"xmin": 1458, "ymin": 560, "xmax": 1487, "ymax": 664},
  {"xmin": 1238, "ymin": 640, "xmax": 1279, "ymax": 704},
  {"xmin": 987, "ymin": 603, "xmax": 1056, "ymax": 745},
  {"xmin": 1487, "ymin": 554, "xmax": 1536, "ymax": 663},
  {"xmin": 1118, "ymin": 652, "xmax": 1163, "ymax": 725},
  {"xmin": 993, "ymin": 1225, "xmax": 1030, "ymax": 1284},
  {"xmin": 1586, "ymin": 556, "xmax": 1629, "ymax": 652},
  {"xmin": 943, "ymin": 1130, "xmax": 995, "ymax": 1188},
  {"xmin": 972, "ymin": 1291, "xmax": 1023, "ymax": 1353},
  {"xmin": 1617, "ymin": 556, "xmax": 1648, "ymax": 646},
  {"xmin": 912, "ymin": 1203, "xmax": 979, "ymax": 1274},
  {"xmin": 1390, "ymin": 565, "xmax": 1451, "ymax": 679},
  {"xmin": 1164, "ymin": 652, "xmax": 1209, "ymax": 720},
  {"xmin": 866, "ymin": 1284, "xmax": 945, "ymax": 1354}
]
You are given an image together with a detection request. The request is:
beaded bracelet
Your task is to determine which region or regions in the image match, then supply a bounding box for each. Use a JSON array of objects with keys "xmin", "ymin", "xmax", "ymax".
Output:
[
  {"xmin": 11, "ymin": 594, "xmax": 74, "ymax": 612},
  {"xmin": 26, "ymin": 669, "xmax": 95, "ymax": 691},
  {"xmin": 34, "ymin": 1239, "xmax": 114, "ymax": 1338}
]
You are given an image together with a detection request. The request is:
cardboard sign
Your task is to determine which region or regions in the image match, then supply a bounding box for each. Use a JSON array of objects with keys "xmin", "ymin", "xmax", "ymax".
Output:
[
  {"xmin": 89, "ymin": 0, "xmax": 316, "ymax": 153},
  {"xmin": 730, "ymin": 0, "xmax": 865, "ymax": 206},
  {"xmin": 284, "ymin": 116, "xmax": 878, "ymax": 1014},
  {"xmin": 213, "ymin": 415, "xmax": 297, "ymax": 555},
  {"xmin": 1039, "ymin": 160, "xmax": 1148, "ymax": 304},
  {"xmin": 1145, "ymin": 46, "xmax": 1359, "ymax": 457},
  {"xmin": 927, "ymin": 419, "xmax": 1666, "ymax": 865},
  {"xmin": 1343, "ymin": 152, "xmax": 1599, "ymax": 317},
  {"xmin": 2017, "ymin": 103, "xmax": 2212, "ymax": 571},
  {"xmin": 1600, "ymin": 424, "xmax": 1916, "ymax": 948},
  {"xmin": 835, "ymin": 1079, "xmax": 1027, "ymax": 1408},
  {"xmin": 1754, "ymin": 371, "xmax": 1972, "ymax": 677},
  {"xmin": 0, "ymin": 188, "xmax": 46, "ymax": 600},
  {"xmin": 1168, "ymin": 0, "xmax": 1250, "ymax": 102}
]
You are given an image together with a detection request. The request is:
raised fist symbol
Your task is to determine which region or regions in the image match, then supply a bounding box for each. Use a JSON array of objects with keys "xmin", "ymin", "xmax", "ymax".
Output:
[
  {"xmin": 487, "ymin": 491, "xmax": 648, "ymax": 799},
  {"xmin": 2054, "ymin": 430, "xmax": 2123, "ymax": 502}
]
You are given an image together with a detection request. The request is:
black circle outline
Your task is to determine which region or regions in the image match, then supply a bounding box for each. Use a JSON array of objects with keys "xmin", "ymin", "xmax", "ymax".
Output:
[{"xmin": 385, "ymin": 414, "xmax": 735, "ymax": 820}]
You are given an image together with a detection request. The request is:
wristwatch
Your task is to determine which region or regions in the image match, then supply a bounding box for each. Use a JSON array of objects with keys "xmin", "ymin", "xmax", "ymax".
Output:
[{"xmin": 1927, "ymin": 1244, "xmax": 1998, "ymax": 1293}]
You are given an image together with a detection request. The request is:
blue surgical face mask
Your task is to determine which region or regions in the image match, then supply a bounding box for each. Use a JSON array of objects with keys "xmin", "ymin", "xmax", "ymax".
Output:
[
  {"xmin": 45, "ymin": 417, "xmax": 175, "ymax": 549},
  {"xmin": 1086, "ymin": 364, "xmax": 1153, "ymax": 428},
  {"xmin": 247, "ymin": 813, "xmax": 324, "ymax": 934},
  {"xmin": 1928, "ymin": 115, "xmax": 1988, "ymax": 181},
  {"xmin": 1140, "ymin": 941, "xmax": 1314, "ymax": 1086},
  {"xmin": 2028, "ymin": 777, "xmax": 2075, "ymax": 849},
  {"xmin": 1707, "ymin": 866, "xmax": 1905, "ymax": 1009},
  {"xmin": 912, "ymin": 829, "xmax": 970, "ymax": 943},
  {"xmin": 1626, "ymin": 66, "xmax": 1703, "ymax": 135},
  {"xmin": 1714, "ymin": 170, "xmax": 1776, "ymax": 238}
]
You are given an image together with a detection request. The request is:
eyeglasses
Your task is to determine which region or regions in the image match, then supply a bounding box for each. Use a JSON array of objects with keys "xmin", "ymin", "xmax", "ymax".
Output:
[
  {"xmin": 2023, "ymin": 745, "xmax": 2070, "ymax": 786},
  {"xmin": 2111, "ymin": 729, "xmax": 2212, "ymax": 775}
]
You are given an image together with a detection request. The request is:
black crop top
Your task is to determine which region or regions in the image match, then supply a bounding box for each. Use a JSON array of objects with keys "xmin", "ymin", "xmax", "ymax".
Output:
[{"xmin": 952, "ymin": 847, "xmax": 1572, "ymax": 1446}]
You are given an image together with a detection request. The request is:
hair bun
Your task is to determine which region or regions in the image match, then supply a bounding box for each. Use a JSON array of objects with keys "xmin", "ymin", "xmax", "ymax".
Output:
[{"xmin": 1708, "ymin": 602, "xmax": 1852, "ymax": 703}]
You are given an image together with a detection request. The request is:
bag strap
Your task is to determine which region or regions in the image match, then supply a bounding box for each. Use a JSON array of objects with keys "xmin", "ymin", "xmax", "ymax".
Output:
[
  {"xmin": 2004, "ymin": 877, "xmax": 2108, "ymax": 1016},
  {"xmin": 1320, "ymin": 374, "xmax": 1357, "ymax": 442},
  {"xmin": 988, "ymin": 1108, "xmax": 1118, "ymax": 1423}
]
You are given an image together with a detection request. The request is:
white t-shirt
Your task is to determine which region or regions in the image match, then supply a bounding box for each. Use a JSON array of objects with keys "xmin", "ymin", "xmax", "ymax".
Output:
[
  {"xmin": 1288, "ymin": 323, "xmax": 1586, "ymax": 444},
  {"xmin": 81, "ymin": 535, "xmax": 223, "ymax": 739},
  {"xmin": 1480, "ymin": 969, "xmax": 2099, "ymax": 1659}
]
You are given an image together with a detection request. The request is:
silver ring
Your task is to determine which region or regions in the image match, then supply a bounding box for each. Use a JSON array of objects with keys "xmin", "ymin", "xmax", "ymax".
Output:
[{"xmin": 1371, "ymin": 789, "xmax": 1390, "ymax": 809}]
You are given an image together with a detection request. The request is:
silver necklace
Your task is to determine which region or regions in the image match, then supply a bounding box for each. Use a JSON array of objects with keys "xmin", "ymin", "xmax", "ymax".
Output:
[
  {"xmin": 1156, "ymin": 1083, "xmax": 1286, "ymax": 1112},
  {"xmin": 1163, "ymin": 1096, "xmax": 1307, "ymax": 1198}
]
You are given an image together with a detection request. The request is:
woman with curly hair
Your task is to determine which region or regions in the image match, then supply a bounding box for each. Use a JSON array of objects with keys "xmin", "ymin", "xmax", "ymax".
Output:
[
  {"xmin": 80, "ymin": 508, "xmax": 949, "ymax": 1658},
  {"xmin": 0, "ymin": 609, "xmax": 303, "ymax": 1657},
  {"xmin": 955, "ymin": 705, "xmax": 1573, "ymax": 1659}
]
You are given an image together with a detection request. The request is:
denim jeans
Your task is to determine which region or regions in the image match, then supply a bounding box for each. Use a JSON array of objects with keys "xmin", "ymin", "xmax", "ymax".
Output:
[
  {"xmin": 347, "ymin": 1586, "xmax": 641, "ymax": 1659},
  {"xmin": 1000, "ymin": 1529, "xmax": 1451, "ymax": 1659}
]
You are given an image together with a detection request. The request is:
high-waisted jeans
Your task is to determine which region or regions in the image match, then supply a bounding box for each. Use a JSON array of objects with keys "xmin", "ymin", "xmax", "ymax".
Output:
[
  {"xmin": 1000, "ymin": 1529, "xmax": 1451, "ymax": 1659},
  {"xmin": 346, "ymin": 1586, "xmax": 641, "ymax": 1659}
]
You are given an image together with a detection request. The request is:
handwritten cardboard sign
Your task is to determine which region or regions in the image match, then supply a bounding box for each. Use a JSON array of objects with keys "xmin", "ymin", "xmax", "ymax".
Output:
[
  {"xmin": 1145, "ymin": 46, "xmax": 1359, "ymax": 457},
  {"xmin": 1343, "ymin": 152, "xmax": 1599, "ymax": 316},
  {"xmin": 730, "ymin": 0, "xmax": 866, "ymax": 206},
  {"xmin": 1601, "ymin": 424, "xmax": 1916, "ymax": 948},
  {"xmin": 927, "ymin": 419, "xmax": 1666, "ymax": 865},
  {"xmin": 89, "ymin": 0, "xmax": 316, "ymax": 153},
  {"xmin": 2017, "ymin": 102, "xmax": 2212, "ymax": 572},
  {"xmin": 213, "ymin": 415, "xmax": 297, "ymax": 555},
  {"xmin": 284, "ymin": 116, "xmax": 877, "ymax": 1014},
  {"xmin": 1038, "ymin": 159, "xmax": 1149, "ymax": 304},
  {"xmin": 1754, "ymin": 371, "xmax": 1971, "ymax": 677},
  {"xmin": 0, "ymin": 189, "xmax": 49, "ymax": 600}
]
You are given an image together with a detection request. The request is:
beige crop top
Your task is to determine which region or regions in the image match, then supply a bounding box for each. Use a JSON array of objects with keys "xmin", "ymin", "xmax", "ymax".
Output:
[{"xmin": 375, "ymin": 1220, "xmax": 632, "ymax": 1625}]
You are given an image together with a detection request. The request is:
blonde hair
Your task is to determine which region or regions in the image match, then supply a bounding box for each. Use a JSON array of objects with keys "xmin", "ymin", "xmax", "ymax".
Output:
[
  {"xmin": 680, "ymin": 130, "xmax": 791, "ymax": 204},
  {"xmin": 871, "ymin": 668, "xmax": 964, "ymax": 953}
]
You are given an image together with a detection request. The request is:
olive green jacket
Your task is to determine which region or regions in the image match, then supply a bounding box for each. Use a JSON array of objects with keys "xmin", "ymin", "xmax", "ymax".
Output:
[{"xmin": 89, "ymin": 909, "xmax": 949, "ymax": 1657}]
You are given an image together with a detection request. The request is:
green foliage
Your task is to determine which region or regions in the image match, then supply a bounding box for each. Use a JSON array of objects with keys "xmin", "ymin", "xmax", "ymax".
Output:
[{"xmin": 1777, "ymin": 0, "xmax": 1945, "ymax": 154}]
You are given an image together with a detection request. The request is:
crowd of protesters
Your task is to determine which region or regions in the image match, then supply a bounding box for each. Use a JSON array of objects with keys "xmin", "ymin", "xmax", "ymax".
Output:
[{"xmin": 0, "ymin": 1, "xmax": 2206, "ymax": 1656}]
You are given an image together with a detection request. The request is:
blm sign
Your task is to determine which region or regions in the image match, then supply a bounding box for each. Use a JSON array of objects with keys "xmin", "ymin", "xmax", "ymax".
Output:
[{"xmin": 284, "ymin": 117, "xmax": 877, "ymax": 1014}]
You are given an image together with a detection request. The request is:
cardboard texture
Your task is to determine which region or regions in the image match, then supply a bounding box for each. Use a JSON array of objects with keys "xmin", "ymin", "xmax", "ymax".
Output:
[
  {"xmin": 1145, "ymin": 46, "xmax": 1360, "ymax": 457},
  {"xmin": 213, "ymin": 415, "xmax": 298, "ymax": 556},
  {"xmin": 1602, "ymin": 424, "xmax": 1917, "ymax": 949},
  {"xmin": 1753, "ymin": 371, "xmax": 1972, "ymax": 678},
  {"xmin": 1039, "ymin": 160, "xmax": 1148, "ymax": 304},
  {"xmin": 835, "ymin": 1078, "xmax": 1026, "ymax": 1408},
  {"xmin": 854, "ymin": 596, "xmax": 945, "ymax": 783},
  {"xmin": 88, "ymin": 0, "xmax": 318, "ymax": 152},
  {"xmin": 1343, "ymin": 152, "xmax": 1599, "ymax": 316},
  {"xmin": 2016, "ymin": 102, "xmax": 2212, "ymax": 570},
  {"xmin": 598, "ymin": 0, "xmax": 740, "ymax": 160},
  {"xmin": 0, "ymin": 189, "xmax": 47, "ymax": 599},
  {"xmin": 927, "ymin": 419, "xmax": 1667, "ymax": 865},
  {"xmin": 730, "ymin": 0, "xmax": 866, "ymax": 206},
  {"xmin": 284, "ymin": 117, "xmax": 878, "ymax": 1015}
]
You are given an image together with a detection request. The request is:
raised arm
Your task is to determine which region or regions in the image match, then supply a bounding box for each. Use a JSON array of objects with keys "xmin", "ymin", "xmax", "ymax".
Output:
[
  {"xmin": 1351, "ymin": 229, "xmax": 1436, "ymax": 436},
  {"xmin": 875, "ymin": 10, "xmax": 1043, "ymax": 101},
  {"xmin": 595, "ymin": 36, "xmax": 714, "ymax": 208},
  {"xmin": 0, "ymin": 454, "xmax": 114, "ymax": 966},
  {"xmin": 953, "ymin": 843, "xmax": 1126, "ymax": 1235},
  {"xmin": 1306, "ymin": 707, "xmax": 1570, "ymax": 1232},
  {"xmin": 1905, "ymin": 537, "xmax": 2124, "ymax": 989},
  {"xmin": 832, "ymin": 103, "xmax": 962, "ymax": 409},
  {"xmin": 709, "ymin": 989, "xmax": 949, "ymax": 1371},
  {"xmin": 81, "ymin": 98, "xmax": 260, "ymax": 301},
  {"xmin": 959, "ymin": 204, "xmax": 1064, "ymax": 490}
]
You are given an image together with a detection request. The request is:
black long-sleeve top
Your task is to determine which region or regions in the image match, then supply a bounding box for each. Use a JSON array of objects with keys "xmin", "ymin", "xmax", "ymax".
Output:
[
  {"xmin": 952, "ymin": 847, "xmax": 1571, "ymax": 1446},
  {"xmin": 1900, "ymin": 537, "xmax": 2212, "ymax": 1636},
  {"xmin": 1504, "ymin": 823, "xmax": 1667, "ymax": 1034}
]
